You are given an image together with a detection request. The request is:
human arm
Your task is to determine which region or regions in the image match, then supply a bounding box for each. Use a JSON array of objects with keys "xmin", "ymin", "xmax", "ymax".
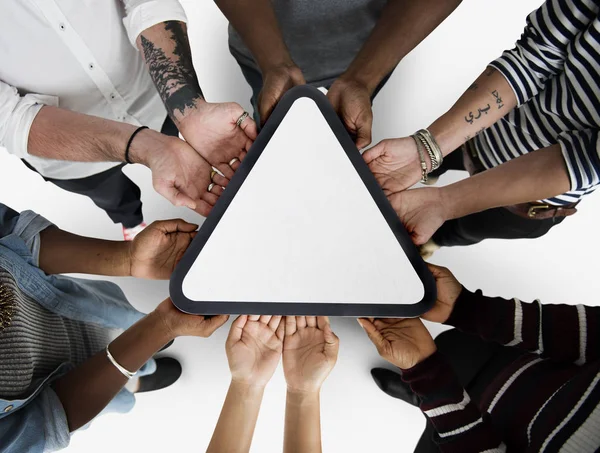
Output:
[
  {"xmin": 282, "ymin": 316, "xmax": 339, "ymax": 453},
  {"xmin": 52, "ymin": 298, "xmax": 228, "ymax": 431},
  {"xmin": 387, "ymin": 143, "xmax": 572, "ymax": 245},
  {"xmin": 358, "ymin": 317, "xmax": 505, "ymax": 452},
  {"xmin": 135, "ymin": 19, "xmax": 257, "ymax": 178},
  {"xmin": 38, "ymin": 219, "xmax": 197, "ymax": 278},
  {"xmin": 215, "ymin": 0, "xmax": 305, "ymax": 124},
  {"xmin": 207, "ymin": 315, "xmax": 284, "ymax": 453},
  {"xmin": 327, "ymin": 0, "xmax": 462, "ymax": 149}
]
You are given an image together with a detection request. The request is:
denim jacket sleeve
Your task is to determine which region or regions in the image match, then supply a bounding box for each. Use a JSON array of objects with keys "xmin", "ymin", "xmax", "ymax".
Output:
[
  {"xmin": 0, "ymin": 203, "xmax": 53, "ymax": 266},
  {"xmin": 0, "ymin": 387, "xmax": 70, "ymax": 452}
]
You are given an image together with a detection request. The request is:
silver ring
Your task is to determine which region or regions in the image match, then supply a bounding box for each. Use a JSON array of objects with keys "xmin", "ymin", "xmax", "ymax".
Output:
[
  {"xmin": 207, "ymin": 183, "xmax": 215, "ymax": 193},
  {"xmin": 236, "ymin": 111, "xmax": 249, "ymax": 128},
  {"xmin": 228, "ymin": 157, "xmax": 240, "ymax": 167}
]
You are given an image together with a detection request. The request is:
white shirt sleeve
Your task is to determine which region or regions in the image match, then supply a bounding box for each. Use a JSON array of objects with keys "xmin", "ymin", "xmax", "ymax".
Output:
[
  {"xmin": 0, "ymin": 80, "xmax": 58, "ymax": 159},
  {"xmin": 121, "ymin": 0, "xmax": 188, "ymax": 48}
]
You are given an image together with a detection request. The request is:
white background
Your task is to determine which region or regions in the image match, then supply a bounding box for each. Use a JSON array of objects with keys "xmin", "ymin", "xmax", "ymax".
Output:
[{"xmin": 2, "ymin": 0, "xmax": 599, "ymax": 452}]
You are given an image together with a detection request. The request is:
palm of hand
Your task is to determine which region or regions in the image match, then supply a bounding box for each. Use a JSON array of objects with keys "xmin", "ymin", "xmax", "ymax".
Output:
[
  {"xmin": 389, "ymin": 188, "xmax": 446, "ymax": 245},
  {"xmin": 229, "ymin": 321, "xmax": 283, "ymax": 386},
  {"xmin": 365, "ymin": 138, "xmax": 422, "ymax": 194},
  {"xmin": 283, "ymin": 328, "xmax": 333, "ymax": 392},
  {"xmin": 374, "ymin": 318, "xmax": 436, "ymax": 370}
]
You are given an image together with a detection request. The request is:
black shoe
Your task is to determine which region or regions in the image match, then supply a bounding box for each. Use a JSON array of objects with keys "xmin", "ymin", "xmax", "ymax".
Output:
[
  {"xmin": 158, "ymin": 339, "xmax": 174, "ymax": 353},
  {"xmin": 371, "ymin": 368, "xmax": 420, "ymax": 407},
  {"xmin": 137, "ymin": 357, "xmax": 182, "ymax": 393}
]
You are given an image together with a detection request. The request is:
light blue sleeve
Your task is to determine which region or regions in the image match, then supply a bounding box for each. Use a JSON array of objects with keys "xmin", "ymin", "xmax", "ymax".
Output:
[
  {"xmin": 0, "ymin": 388, "xmax": 70, "ymax": 453},
  {"xmin": 0, "ymin": 203, "xmax": 53, "ymax": 266}
]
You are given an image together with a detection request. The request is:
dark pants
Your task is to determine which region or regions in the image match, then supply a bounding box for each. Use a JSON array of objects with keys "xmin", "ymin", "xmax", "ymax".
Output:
[
  {"xmin": 23, "ymin": 116, "xmax": 179, "ymax": 228},
  {"xmin": 430, "ymin": 150, "xmax": 565, "ymax": 247},
  {"xmin": 237, "ymin": 59, "xmax": 392, "ymax": 126},
  {"xmin": 415, "ymin": 329, "xmax": 524, "ymax": 452}
]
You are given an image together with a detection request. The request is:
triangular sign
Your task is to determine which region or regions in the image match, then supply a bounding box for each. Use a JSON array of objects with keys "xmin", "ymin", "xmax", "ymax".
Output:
[{"xmin": 170, "ymin": 86, "xmax": 435, "ymax": 317}]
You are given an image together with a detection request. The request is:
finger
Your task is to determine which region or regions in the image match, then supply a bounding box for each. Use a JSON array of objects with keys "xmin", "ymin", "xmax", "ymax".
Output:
[
  {"xmin": 227, "ymin": 315, "xmax": 247, "ymax": 343},
  {"xmin": 316, "ymin": 316, "xmax": 330, "ymax": 331},
  {"xmin": 323, "ymin": 323, "xmax": 340, "ymax": 358},
  {"xmin": 240, "ymin": 116, "xmax": 258, "ymax": 141},
  {"xmin": 203, "ymin": 314, "xmax": 230, "ymax": 336},
  {"xmin": 285, "ymin": 316, "xmax": 297, "ymax": 336},
  {"xmin": 194, "ymin": 200, "xmax": 213, "ymax": 218},
  {"xmin": 275, "ymin": 317, "xmax": 286, "ymax": 341},
  {"xmin": 362, "ymin": 141, "xmax": 385, "ymax": 165},
  {"xmin": 152, "ymin": 219, "xmax": 199, "ymax": 234},
  {"xmin": 211, "ymin": 171, "xmax": 229, "ymax": 188},
  {"xmin": 248, "ymin": 315, "xmax": 260, "ymax": 322},
  {"xmin": 216, "ymin": 163, "xmax": 234, "ymax": 180},
  {"xmin": 229, "ymin": 158, "xmax": 241, "ymax": 171},
  {"xmin": 201, "ymin": 191, "xmax": 219, "ymax": 206},
  {"xmin": 296, "ymin": 316, "xmax": 307, "ymax": 329},
  {"xmin": 209, "ymin": 185, "xmax": 224, "ymax": 196},
  {"xmin": 268, "ymin": 315, "xmax": 282, "ymax": 330},
  {"xmin": 355, "ymin": 122, "xmax": 372, "ymax": 150},
  {"xmin": 259, "ymin": 315, "xmax": 272, "ymax": 325},
  {"xmin": 306, "ymin": 316, "xmax": 317, "ymax": 327},
  {"xmin": 244, "ymin": 138, "xmax": 253, "ymax": 153},
  {"xmin": 357, "ymin": 318, "xmax": 386, "ymax": 350},
  {"xmin": 160, "ymin": 185, "xmax": 197, "ymax": 211}
]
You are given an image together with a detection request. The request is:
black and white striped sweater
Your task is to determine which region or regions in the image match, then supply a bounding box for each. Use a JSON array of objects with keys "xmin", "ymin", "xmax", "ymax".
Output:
[{"xmin": 402, "ymin": 288, "xmax": 600, "ymax": 452}]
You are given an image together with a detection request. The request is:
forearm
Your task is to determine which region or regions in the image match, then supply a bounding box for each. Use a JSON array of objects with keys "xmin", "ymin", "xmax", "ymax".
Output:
[
  {"xmin": 207, "ymin": 381, "xmax": 265, "ymax": 453},
  {"xmin": 428, "ymin": 67, "xmax": 517, "ymax": 156},
  {"xmin": 137, "ymin": 21, "xmax": 204, "ymax": 125},
  {"xmin": 53, "ymin": 311, "xmax": 173, "ymax": 431},
  {"xmin": 284, "ymin": 391, "xmax": 322, "ymax": 453},
  {"xmin": 215, "ymin": 0, "xmax": 293, "ymax": 73},
  {"xmin": 441, "ymin": 144, "xmax": 570, "ymax": 220},
  {"xmin": 38, "ymin": 226, "xmax": 131, "ymax": 276},
  {"xmin": 342, "ymin": 0, "xmax": 462, "ymax": 94},
  {"xmin": 27, "ymin": 106, "xmax": 139, "ymax": 162},
  {"xmin": 401, "ymin": 352, "xmax": 504, "ymax": 452},
  {"xmin": 447, "ymin": 288, "xmax": 600, "ymax": 364}
]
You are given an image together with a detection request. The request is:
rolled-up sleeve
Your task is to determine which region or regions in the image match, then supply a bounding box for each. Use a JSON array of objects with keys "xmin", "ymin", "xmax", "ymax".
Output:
[
  {"xmin": 0, "ymin": 80, "xmax": 58, "ymax": 159},
  {"xmin": 557, "ymin": 129, "xmax": 600, "ymax": 193},
  {"xmin": 121, "ymin": 0, "xmax": 188, "ymax": 47},
  {"xmin": 0, "ymin": 204, "xmax": 54, "ymax": 266},
  {"xmin": 0, "ymin": 388, "xmax": 70, "ymax": 453},
  {"xmin": 488, "ymin": 0, "xmax": 591, "ymax": 105}
]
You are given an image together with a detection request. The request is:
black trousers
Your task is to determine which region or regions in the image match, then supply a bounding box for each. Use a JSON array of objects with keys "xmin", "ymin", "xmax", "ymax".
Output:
[
  {"xmin": 430, "ymin": 150, "xmax": 565, "ymax": 247},
  {"xmin": 414, "ymin": 329, "xmax": 524, "ymax": 452},
  {"xmin": 23, "ymin": 116, "xmax": 179, "ymax": 228}
]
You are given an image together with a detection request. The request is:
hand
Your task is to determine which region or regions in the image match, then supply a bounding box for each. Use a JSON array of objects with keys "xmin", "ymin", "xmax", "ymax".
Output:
[
  {"xmin": 131, "ymin": 130, "xmax": 228, "ymax": 217},
  {"xmin": 177, "ymin": 101, "xmax": 258, "ymax": 180},
  {"xmin": 421, "ymin": 263, "xmax": 463, "ymax": 324},
  {"xmin": 154, "ymin": 298, "xmax": 229, "ymax": 339},
  {"xmin": 258, "ymin": 64, "xmax": 305, "ymax": 125},
  {"xmin": 327, "ymin": 77, "xmax": 373, "ymax": 149},
  {"xmin": 358, "ymin": 317, "xmax": 436, "ymax": 370},
  {"xmin": 283, "ymin": 316, "xmax": 339, "ymax": 393},
  {"xmin": 388, "ymin": 187, "xmax": 448, "ymax": 245},
  {"xmin": 129, "ymin": 219, "xmax": 197, "ymax": 280},
  {"xmin": 363, "ymin": 137, "xmax": 430, "ymax": 194},
  {"xmin": 226, "ymin": 315, "xmax": 285, "ymax": 387}
]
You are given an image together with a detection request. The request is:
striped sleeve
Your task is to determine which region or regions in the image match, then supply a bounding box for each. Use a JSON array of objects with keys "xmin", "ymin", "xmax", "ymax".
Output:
[
  {"xmin": 489, "ymin": 0, "xmax": 597, "ymax": 105},
  {"xmin": 401, "ymin": 352, "xmax": 506, "ymax": 453},
  {"xmin": 557, "ymin": 129, "xmax": 600, "ymax": 192},
  {"xmin": 446, "ymin": 288, "xmax": 600, "ymax": 365}
]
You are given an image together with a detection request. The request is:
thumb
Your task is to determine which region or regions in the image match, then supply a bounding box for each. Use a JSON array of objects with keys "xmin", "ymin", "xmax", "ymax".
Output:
[
  {"xmin": 357, "ymin": 318, "xmax": 386, "ymax": 350},
  {"xmin": 154, "ymin": 219, "xmax": 199, "ymax": 234},
  {"xmin": 362, "ymin": 141, "xmax": 385, "ymax": 165},
  {"xmin": 323, "ymin": 323, "xmax": 339, "ymax": 357},
  {"xmin": 158, "ymin": 183, "xmax": 197, "ymax": 211},
  {"xmin": 202, "ymin": 314, "xmax": 230, "ymax": 336},
  {"xmin": 355, "ymin": 123, "xmax": 372, "ymax": 150}
]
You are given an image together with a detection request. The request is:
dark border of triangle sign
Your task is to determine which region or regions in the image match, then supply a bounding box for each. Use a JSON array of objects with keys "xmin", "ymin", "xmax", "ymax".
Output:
[{"xmin": 170, "ymin": 86, "xmax": 436, "ymax": 317}]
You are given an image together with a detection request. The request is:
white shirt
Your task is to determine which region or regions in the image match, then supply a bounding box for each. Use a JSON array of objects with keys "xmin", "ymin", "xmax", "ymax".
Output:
[{"xmin": 0, "ymin": 0, "xmax": 187, "ymax": 180}]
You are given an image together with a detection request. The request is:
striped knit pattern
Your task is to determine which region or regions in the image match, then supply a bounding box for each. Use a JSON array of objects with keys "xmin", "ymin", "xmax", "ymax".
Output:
[
  {"xmin": 403, "ymin": 287, "xmax": 600, "ymax": 452},
  {"xmin": 0, "ymin": 268, "xmax": 111, "ymax": 398},
  {"xmin": 471, "ymin": 0, "xmax": 600, "ymax": 206}
]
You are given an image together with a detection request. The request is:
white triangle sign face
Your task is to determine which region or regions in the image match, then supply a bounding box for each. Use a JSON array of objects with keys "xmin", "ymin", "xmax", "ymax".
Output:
[{"xmin": 170, "ymin": 87, "xmax": 435, "ymax": 317}]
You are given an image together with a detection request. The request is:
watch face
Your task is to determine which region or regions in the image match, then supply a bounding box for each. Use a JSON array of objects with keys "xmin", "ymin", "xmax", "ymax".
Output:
[{"xmin": 170, "ymin": 86, "xmax": 435, "ymax": 317}]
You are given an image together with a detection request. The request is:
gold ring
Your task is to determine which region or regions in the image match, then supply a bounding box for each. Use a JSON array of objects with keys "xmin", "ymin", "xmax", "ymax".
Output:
[
  {"xmin": 207, "ymin": 183, "xmax": 215, "ymax": 193},
  {"xmin": 236, "ymin": 111, "xmax": 249, "ymax": 127},
  {"xmin": 210, "ymin": 170, "xmax": 217, "ymax": 181},
  {"xmin": 228, "ymin": 157, "xmax": 240, "ymax": 167}
]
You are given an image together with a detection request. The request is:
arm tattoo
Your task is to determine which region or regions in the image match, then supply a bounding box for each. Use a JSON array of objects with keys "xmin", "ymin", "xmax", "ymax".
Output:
[
  {"xmin": 140, "ymin": 21, "xmax": 204, "ymax": 121},
  {"xmin": 468, "ymin": 82, "xmax": 479, "ymax": 91},
  {"xmin": 485, "ymin": 67, "xmax": 495, "ymax": 77},
  {"xmin": 464, "ymin": 104, "xmax": 491, "ymax": 124}
]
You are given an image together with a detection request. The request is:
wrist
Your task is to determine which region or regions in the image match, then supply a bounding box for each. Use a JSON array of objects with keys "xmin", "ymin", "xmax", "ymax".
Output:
[
  {"xmin": 437, "ymin": 186, "xmax": 456, "ymax": 221},
  {"xmin": 127, "ymin": 128, "xmax": 167, "ymax": 167},
  {"xmin": 173, "ymin": 97, "xmax": 209, "ymax": 131},
  {"xmin": 120, "ymin": 241, "xmax": 133, "ymax": 277},
  {"xmin": 427, "ymin": 114, "xmax": 468, "ymax": 157},
  {"xmin": 286, "ymin": 388, "xmax": 320, "ymax": 405},
  {"xmin": 337, "ymin": 70, "xmax": 378, "ymax": 96},
  {"xmin": 230, "ymin": 379, "xmax": 266, "ymax": 397},
  {"xmin": 145, "ymin": 310, "xmax": 177, "ymax": 345}
]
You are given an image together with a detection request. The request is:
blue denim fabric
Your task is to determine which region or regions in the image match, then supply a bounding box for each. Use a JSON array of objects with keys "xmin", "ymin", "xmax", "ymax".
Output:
[{"xmin": 0, "ymin": 204, "xmax": 155, "ymax": 452}]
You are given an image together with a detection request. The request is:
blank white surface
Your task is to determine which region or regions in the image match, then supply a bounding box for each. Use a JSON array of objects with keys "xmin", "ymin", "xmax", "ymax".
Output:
[
  {"xmin": 182, "ymin": 97, "xmax": 424, "ymax": 305},
  {"xmin": 3, "ymin": 1, "xmax": 597, "ymax": 453}
]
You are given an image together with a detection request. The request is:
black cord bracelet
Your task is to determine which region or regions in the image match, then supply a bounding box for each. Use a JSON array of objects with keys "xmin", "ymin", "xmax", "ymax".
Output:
[{"xmin": 125, "ymin": 126, "xmax": 149, "ymax": 164}]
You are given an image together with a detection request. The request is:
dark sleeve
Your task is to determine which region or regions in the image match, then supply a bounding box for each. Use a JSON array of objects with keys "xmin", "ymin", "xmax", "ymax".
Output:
[
  {"xmin": 446, "ymin": 287, "xmax": 600, "ymax": 365},
  {"xmin": 401, "ymin": 352, "xmax": 505, "ymax": 453}
]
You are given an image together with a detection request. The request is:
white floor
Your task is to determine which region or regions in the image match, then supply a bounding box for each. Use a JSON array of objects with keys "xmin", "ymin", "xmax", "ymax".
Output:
[{"xmin": 2, "ymin": 0, "xmax": 599, "ymax": 452}]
